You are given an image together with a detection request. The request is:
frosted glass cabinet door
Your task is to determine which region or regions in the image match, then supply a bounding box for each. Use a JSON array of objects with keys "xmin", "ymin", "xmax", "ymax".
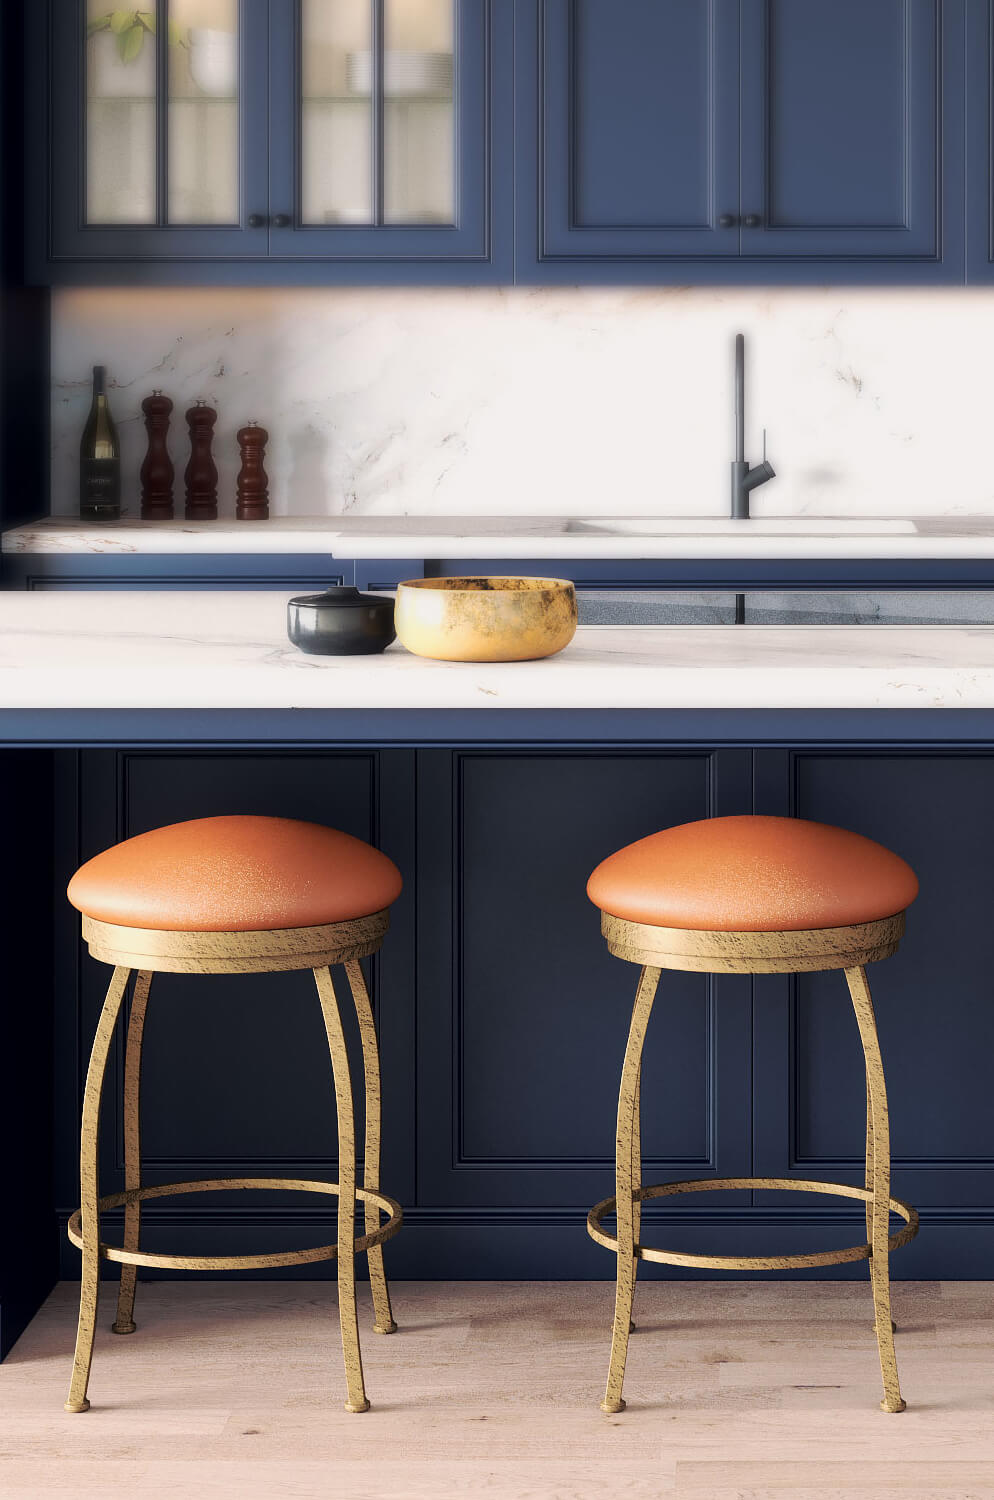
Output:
[
  {"xmin": 268, "ymin": 0, "xmax": 499, "ymax": 268},
  {"xmin": 40, "ymin": 0, "xmax": 508, "ymax": 276},
  {"xmin": 298, "ymin": 0, "xmax": 454, "ymax": 227},
  {"xmin": 50, "ymin": 0, "xmax": 269, "ymax": 261},
  {"xmin": 168, "ymin": 0, "xmax": 240, "ymax": 225}
]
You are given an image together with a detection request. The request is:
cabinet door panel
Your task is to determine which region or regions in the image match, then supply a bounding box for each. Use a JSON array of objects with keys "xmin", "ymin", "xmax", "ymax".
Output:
[
  {"xmin": 267, "ymin": 0, "xmax": 507, "ymax": 269},
  {"xmin": 739, "ymin": 0, "xmax": 941, "ymax": 259},
  {"xmin": 48, "ymin": 0, "xmax": 270, "ymax": 262},
  {"xmin": 521, "ymin": 0, "xmax": 740, "ymax": 264},
  {"xmin": 417, "ymin": 749, "xmax": 753, "ymax": 1208},
  {"xmin": 966, "ymin": 0, "xmax": 994, "ymax": 279},
  {"xmin": 753, "ymin": 751, "xmax": 994, "ymax": 1214}
]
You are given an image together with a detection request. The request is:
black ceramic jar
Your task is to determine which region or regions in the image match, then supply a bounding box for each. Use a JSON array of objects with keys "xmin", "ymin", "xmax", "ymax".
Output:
[{"xmin": 287, "ymin": 585, "xmax": 396, "ymax": 656}]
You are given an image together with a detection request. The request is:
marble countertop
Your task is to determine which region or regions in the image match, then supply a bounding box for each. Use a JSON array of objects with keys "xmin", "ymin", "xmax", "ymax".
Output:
[
  {"xmin": 1, "ymin": 591, "xmax": 993, "ymax": 709},
  {"xmin": 5, "ymin": 514, "xmax": 994, "ymax": 559}
]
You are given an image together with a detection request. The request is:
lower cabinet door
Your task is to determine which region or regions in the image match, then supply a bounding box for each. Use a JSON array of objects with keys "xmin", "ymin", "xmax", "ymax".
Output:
[
  {"xmin": 752, "ymin": 749, "xmax": 994, "ymax": 1275},
  {"xmin": 57, "ymin": 749, "xmax": 416, "ymax": 1272},
  {"xmin": 415, "ymin": 748, "xmax": 754, "ymax": 1272}
]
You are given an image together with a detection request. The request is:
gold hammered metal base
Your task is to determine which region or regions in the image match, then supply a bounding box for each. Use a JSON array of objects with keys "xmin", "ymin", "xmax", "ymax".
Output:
[
  {"xmin": 594, "ymin": 915, "xmax": 916, "ymax": 1418},
  {"xmin": 67, "ymin": 1178, "xmax": 403, "ymax": 1272},
  {"xmin": 587, "ymin": 1176, "xmax": 918, "ymax": 1271},
  {"xmin": 65, "ymin": 920, "xmax": 401, "ymax": 1418}
]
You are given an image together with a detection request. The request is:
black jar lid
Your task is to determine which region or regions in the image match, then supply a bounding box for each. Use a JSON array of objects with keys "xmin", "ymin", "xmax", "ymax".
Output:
[{"xmin": 288, "ymin": 585, "xmax": 392, "ymax": 610}]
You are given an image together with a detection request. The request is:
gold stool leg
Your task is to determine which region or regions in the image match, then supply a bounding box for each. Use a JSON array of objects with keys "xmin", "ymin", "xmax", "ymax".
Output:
[
  {"xmin": 345, "ymin": 958, "xmax": 397, "ymax": 1336},
  {"xmin": 629, "ymin": 1073, "xmax": 641, "ymax": 1334},
  {"xmin": 864, "ymin": 1075, "xmax": 874, "ymax": 1244},
  {"xmin": 846, "ymin": 965, "xmax": 906, "ymax": 1414},
  {"xmin": 601, "ymin": 964, "xmax": 660, "ymax": 1414},
  {"xmin": 65, "ymin": 966, "xmax": 131, "ymax": 1413},
  {"xmin": 314, "ymin": 966, "xmax": 369, "ymax": 1414},
  {"xmin": 864, "ymin": 1075, "xmax": 896, "ymax": 1337},
  {"xmin": 112, "ymin": 970, "xmax": 152, "ymax": 1336}
]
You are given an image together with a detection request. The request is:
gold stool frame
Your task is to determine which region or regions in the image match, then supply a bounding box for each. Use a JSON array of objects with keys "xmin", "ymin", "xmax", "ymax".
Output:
[
  {"xmin": 590, "ymin": 911, "xmax": 919, "ymax": 1416},
  {"xmin": 65, "ymin": 910, "xmax": 402, "ymax": 1416}
]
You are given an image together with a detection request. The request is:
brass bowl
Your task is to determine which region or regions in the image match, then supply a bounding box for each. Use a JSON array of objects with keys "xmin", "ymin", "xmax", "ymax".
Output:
[{"xmin": 394, "ymin": 576, "xmax": 578, "ymax": 662}]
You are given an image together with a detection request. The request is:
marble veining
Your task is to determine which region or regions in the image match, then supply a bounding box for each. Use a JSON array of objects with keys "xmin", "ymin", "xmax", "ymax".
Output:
[
  {"xmin": 50, "ymin": 287, "xmax": 994, "ymax": 522},
  {"xmin": 2, "ymin": 591, "xmax": 994, "ymax": 709}
]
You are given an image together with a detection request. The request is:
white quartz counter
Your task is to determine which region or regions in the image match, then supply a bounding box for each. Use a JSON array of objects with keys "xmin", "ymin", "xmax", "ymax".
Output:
[
  {"xmin": 5, "ymin": 514, "xmax": 994, "ymax": 560},
  {"xmin": 1, "ymin": 591, "xmax": 993, "ymax": 710}
]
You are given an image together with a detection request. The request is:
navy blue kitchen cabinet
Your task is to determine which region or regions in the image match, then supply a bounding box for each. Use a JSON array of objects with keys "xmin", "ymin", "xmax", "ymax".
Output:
[
  {"xmin": 28, "ymin": 0, "xmax": 975, "ymax": 285},
  {"xmin": 516, "ymin": 0, "xmax": 966, "ymax": 284},
  {"xmin": 28, "ymin": 0, "xmax": 512, "ymax": 285},
  {"xmin": 753, "ymin": 749, "xmax": 994, "ymax": 1275},
  {"xmin": 46, "ymin": 739, "xmax": 994, "ymax": 1284},
  {"xmin": 54, "ymin": 749, "xmax": 417, "ymax": 1275},
  {"xmin": 0, "ymin": 552, "xmax": 426, "ymax": 590},
  {"xmin": 53, "ymin": 745, "xmax": 754, "ymax": 1280},
  {"xmin": 967, "ymin": 0, "xmax": 994, "ymax": 279},
  {"xmin": 414, "ymin": 749, "xmax": 753, "ymax": 1241}
]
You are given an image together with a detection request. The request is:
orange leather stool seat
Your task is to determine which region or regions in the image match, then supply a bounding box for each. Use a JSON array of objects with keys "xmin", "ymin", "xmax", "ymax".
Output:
[
  {"xmin": 587, "ymin": 814, "xmax": 918, "ymax": 932},
  {"xmin": 68, "ymin": 814, "xmax": 403, "ymax": 932}
]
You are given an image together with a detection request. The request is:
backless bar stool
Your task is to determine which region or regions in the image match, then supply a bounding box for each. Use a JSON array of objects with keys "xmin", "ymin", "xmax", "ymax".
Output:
[
  {"xmin": 64, "ymin": 815, "xmax": 404, "ymax": 1415},
  {"xmin": 586, "ymin": 815, "xmax": 920, "ymax": 1416}
]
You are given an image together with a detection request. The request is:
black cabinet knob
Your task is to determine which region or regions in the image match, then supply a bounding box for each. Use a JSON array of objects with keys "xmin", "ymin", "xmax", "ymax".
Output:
[
  {"xmin": 247, "ymin": 213, "xmax": 268, "ymax": 228},
  {"xmin": 743, "ymin": 214, "xmax": 763, "ymax": 228},
  {"xmin": 718, "ymin": 213, "xmax": 738, "ymax": 228},
  {"xmin": 271, "ymin": 214, "xmax": 292, "ymax": 228}
]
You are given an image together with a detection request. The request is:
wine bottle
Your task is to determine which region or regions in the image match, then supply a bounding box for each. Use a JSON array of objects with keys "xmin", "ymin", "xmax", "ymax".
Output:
[{"xmin": 79, "ymin": 365, "xmax": 121, "ymax": 521}]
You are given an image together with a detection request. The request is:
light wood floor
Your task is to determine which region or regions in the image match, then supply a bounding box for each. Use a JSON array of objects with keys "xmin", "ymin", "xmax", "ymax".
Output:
[{"xmin": 1, "ymin": 1280, "xmax": 992, "ymax": 1498}]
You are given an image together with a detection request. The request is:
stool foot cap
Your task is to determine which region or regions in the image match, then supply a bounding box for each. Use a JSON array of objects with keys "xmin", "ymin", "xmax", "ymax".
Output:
[
  {"xmin": 112, "ymin": 1321, "xmax": 136, "ymax": 1336},
  {"xmin": 881, "ymin": 1398, "xmax": 906, "ymax": 1414},
  {"xmin": 872, "ymin": 1320, "xmax": 897, "ymax": 1334},
  {"xmin": 600, "ymin": 1398, "xmax": 626, "ymax": 1414},
  {"xmin": 629, "ymin": 1320, "xmax": 636, "ymax": 1333},
  {"xmin": 345, "ymin": 1399, "xmax": 371, "ymax": 1414},
  {"xmin": 373, "ymin": 1321, "xmax": 398, "ymax": 1335},
  {"xmin": 64, "ymin": 1399, "xmax": 90, "ymax": 1414}
]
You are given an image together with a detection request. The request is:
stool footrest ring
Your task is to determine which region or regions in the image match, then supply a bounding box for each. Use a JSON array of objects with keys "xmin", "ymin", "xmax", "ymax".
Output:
[
  {"xmin": 67, "ymin": 1177, "xmax": 403, "ymax": 1273},
  {"xmin": 587, "ymin": 1177, "xmax": 918, "ymax": 1273}
]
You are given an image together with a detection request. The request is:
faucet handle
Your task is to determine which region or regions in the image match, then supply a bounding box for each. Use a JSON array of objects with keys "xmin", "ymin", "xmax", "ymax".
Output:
[{"xmin": 762, "ymin": 427, "xmax": 768, "ymax": 463}]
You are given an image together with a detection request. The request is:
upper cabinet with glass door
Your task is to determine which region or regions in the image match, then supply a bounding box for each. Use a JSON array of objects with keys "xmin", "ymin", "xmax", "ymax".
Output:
[
  {"xmin": 265, "ymin": 0, "xmax": 506, "ymax": 270},
  {"xmin": 30, "ymin": 0, "xmax": 510, "ymax": 282},
  {"xmin": 41, "ymin": 0, "xmax": 270, "ymax": 266}
]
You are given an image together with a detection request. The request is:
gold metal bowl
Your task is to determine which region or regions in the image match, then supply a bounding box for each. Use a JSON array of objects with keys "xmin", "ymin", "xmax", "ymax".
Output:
[{"xmin": 394, "ymin": 576, "xmax": 578, "ymax": 662}]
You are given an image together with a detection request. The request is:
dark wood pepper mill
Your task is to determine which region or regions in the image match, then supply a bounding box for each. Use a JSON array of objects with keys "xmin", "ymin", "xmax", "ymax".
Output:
[
  {"xmin": 184, "ymin": 401, "xmax": 218, "ymax": 521},
  {"xmin": 236, "ymin": 421, "xmax": 270, "ymax": 521},
  {"xmin": 140, "ymin": 391, "xmax": 174, "ymax": 520}
]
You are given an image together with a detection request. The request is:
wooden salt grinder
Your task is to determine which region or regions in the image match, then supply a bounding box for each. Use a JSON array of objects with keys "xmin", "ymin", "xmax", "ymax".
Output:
[
  {"xmin": 236, "ymin": 422, "xmax": 270, "ymax": 520},
  {"xmin": 140, "ymin": 391, "xmax": 174, "ymax": 519},
  {"xmin": 184, "ymin": 401, "xmax": 218, "ymax": 521}
]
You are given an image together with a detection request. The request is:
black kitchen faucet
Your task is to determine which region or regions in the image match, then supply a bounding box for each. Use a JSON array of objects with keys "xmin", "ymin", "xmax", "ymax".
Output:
[{"xmin": 731, "ymin": 332, "xmax": 777, "ymax": 519}]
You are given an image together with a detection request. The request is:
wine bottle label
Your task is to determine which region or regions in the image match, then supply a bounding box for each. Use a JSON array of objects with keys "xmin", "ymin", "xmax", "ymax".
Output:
[{"xmin": 81, "ymin": 458, "xmax": 121, "ymax": 519}]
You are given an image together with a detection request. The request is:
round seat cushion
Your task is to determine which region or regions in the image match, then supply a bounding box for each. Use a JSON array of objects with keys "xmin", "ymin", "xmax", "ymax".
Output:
[
  {"xmin": 68, "ymin": 815, "xmax": 403, "ymax": 932},
  {"xmin": 587, "ymin": 815, "xmax": 918, "ymax": 932}
]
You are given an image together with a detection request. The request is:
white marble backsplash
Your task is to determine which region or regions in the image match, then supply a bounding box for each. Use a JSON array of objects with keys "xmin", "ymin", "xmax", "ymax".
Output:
[{"xmin": 50, "ymin": 286, "xmax": 994, "ymax": 519}]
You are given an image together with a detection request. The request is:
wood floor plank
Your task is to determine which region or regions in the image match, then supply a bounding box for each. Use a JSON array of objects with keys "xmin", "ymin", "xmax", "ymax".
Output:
[
  {"xmin": 0, "ymin": 1281, "xmax": 989, "ymax": 1499},
  {"xmin": 677, "ymin": 1460, "xmax": 994, "ymax": 1492}
]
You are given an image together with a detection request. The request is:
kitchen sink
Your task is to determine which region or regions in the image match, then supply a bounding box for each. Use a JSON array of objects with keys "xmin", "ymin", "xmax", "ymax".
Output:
[{"xmin": 566, "ymin": 517, "xmax": 917, "ymax": 536}]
